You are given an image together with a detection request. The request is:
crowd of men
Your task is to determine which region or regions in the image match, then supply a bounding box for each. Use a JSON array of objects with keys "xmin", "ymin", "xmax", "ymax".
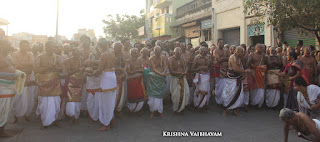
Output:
[{"xmin": 1, "ymin": 31, "xmax": 320, "ymax": 141}]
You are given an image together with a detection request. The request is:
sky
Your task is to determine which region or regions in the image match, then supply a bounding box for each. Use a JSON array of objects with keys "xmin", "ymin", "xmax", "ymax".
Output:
[{"xmin": 0, "ymin": 0, "xmax": 146, "ymax": 39}]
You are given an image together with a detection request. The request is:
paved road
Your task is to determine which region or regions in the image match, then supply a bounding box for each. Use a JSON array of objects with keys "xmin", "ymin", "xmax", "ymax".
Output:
[{"xmin": 1, "ymin": 101, "xmax": 303, "ymax": 142}]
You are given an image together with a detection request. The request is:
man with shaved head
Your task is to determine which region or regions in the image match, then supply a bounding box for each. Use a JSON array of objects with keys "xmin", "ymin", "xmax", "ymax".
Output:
[
  {"xmin": 222, "ymin": 46, "xmax": 251, "ymax": 116},
  {"xmin": 300, "ymin": 46, "xmax": 317, "ymax": 85},
  {"xmin": 192, "ymin": 47, "xmax": 211, "ymax": 112},
  {"xmin": 126, "ymin": 48, "xmax": 146, "ymax": 113},
  {"xmin": 139, "ymin": 48, "xmax": 151, "ymax": 92},
  {"xmin": 147, "ymin": 46, "xmax": 168, "ymax": 119},
  {"xmin": 168, "ymin": 47, "xmax": 189, "ymax": 114},
  {"xmin": 114, "ymin": 42, "xmax": 127, "ymax": 118},
  {"xmin": 247, "ymin": 43, "xmax": 267, "ymax": 109}
]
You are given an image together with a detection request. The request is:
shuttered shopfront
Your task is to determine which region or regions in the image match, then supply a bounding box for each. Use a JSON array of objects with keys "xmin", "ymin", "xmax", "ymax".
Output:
[
  {"xmin": 223, "ymin": 28, "xmax": 240, "ymax": 45},
  {"xmin": 283, "ymin": 29, "xmax": 316, "ymax": 47}
]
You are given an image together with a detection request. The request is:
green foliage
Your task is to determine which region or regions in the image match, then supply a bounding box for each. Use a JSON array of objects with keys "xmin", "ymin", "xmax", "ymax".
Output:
[
  {"xmin": 102, "ymin": 9, "xmax": 145, "ymax": 41},
  {"xmin": 243, "ymin": 0, "xmax": 320, "ymax": 45}
]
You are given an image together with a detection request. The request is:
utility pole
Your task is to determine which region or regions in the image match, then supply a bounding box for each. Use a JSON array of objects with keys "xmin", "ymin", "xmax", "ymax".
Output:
[{"xmin": 56, "ymin": 0, "xmax": 60, "ymax": 43}]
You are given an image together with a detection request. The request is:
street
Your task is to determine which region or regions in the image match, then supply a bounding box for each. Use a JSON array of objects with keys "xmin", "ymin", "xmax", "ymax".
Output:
[{"xmin": 1, "ymin": 101, "xmax": 303, "ymax": 142}]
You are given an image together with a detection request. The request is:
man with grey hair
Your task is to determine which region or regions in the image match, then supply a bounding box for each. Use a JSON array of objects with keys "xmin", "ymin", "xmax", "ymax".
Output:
[
  {"xmin": 222, "ymin": 46, "xmax": 251, "ymax": 116},
  {"xmin": 280, "ymin": 108, "xmax": 320, "ymax": 142}
]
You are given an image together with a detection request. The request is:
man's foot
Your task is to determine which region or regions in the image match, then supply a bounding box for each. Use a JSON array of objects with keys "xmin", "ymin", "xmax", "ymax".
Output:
[
  {"xmin": 217, "ymin": 104, "xmax": 221, "ymax": 111},
  {"xmin": 40, "ymin": 125, "xmax": 47, "ymax": 130},
  {"xmin": 116, "ymin": 112, "xmax": 124, "ymax": 119},
  {"xmin": 74, "ymin": 119, "xmax": 79, "ymax": 125},
  {"xmin": 233, "ymin": 110, "xmax": 243, "ymax": 117},
  {"xmin": 10, "ymin": 117, "xmax": 17, "ymax": 124},
  {"xmin": 96, "ymin": 125, "xmax": 110, "ymax": 132},
  {"xmin": 244, "ymin": 106, "xmax": 249, "ymax": 112},
  {"xmin": 110, "ymin": 119, "xmax": 115, "ymax": 128},
  {"xmin": 149, "ymin": 112, "xmax": 154, "ymax": 119},
  {"xmin": 158, "ymin": 112, "xmax": 163, "ymax": 118},
  {"xmin": 25, "ymin": 116, "xmax": 31, "ymax": 121},
  {"xmin": 0, "ymin": 129, "xmax": 23, "ymax": 137},
  {"xmin": 54, "ymin": 121, "xmax": 63, "ymax": 128},
  {"xmin": 222, "ymin": 110, "xmax": 227, "ymax": 117}
]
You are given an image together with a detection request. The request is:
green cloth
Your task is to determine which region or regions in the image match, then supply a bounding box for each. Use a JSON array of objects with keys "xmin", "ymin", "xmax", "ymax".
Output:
[
  {"xmin": 0, "ymin": 79, "xmax": 15, "ymax": 84},
  {"xmin": 147, "ymin": 72, "xmax": 166, "ymax": 98}
]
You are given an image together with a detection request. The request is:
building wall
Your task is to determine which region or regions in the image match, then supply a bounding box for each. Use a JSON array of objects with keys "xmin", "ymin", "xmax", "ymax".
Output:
[{"xmin": 212, "ymin": 0, "xmax": 275, "ymax": 47}]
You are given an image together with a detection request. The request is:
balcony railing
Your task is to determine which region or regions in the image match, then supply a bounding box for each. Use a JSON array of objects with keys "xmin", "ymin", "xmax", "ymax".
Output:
[
  {"xmin": 152, "ymin": 14, "xmax": 172, "ymax": 37},
  {"xmin": 154, "ymin": 0, "xmax": 172, "ymax": 9},
  {"xmin": 176, "ymin": 0, "xmax": 212, "ymax": 19}
]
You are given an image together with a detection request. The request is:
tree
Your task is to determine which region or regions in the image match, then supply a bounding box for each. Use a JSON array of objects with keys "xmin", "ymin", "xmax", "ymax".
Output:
[
  {"xmin": 243, "ymin": 0, "xmax": 320, "ymax": 46},
  {"xmin": 102, "ymin": 9, "xmax": 145, "ymax": 41}
]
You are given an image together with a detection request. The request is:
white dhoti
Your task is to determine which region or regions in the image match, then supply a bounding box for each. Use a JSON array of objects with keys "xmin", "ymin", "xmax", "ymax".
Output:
[
  {"xmin": 66, "ymin": 102, "xmax": 81, "ymax": 119},
  {"xmin": 115, "ymin": 81, "xmax": 126, "ymax": 112},
  {"xmin": 86, "ymin": 76, "xmax": 100, "ymax": 121},
  {"xmin": 243, "ymin": 91, "xmax": 250, "ymax": 106},
  {"xmin": 265, "ymin": 89, "xmax": 280, "ymax": 108},
  {"xmin": 98, "ymin": 71, "xmax": 117, "ymax": 126},
  {"xmin": 0, "ymin": 98, "xmax": 13, "ymax": 127},
  {"xmin": 12, "ymin": 87, "xmax": 28, "ymax": 117},
  {"xmin": 314, "ymin": 119, "xmax": 320, "ymax": 132},
  {"xmin": 222, "ymin": 78, "xmax": 244, "ymax": 110},
  {"xmin": 36, "ymin": 96, "xmax": 61, "ymax": 126},
  {"xmin": 80, "ymin": 83, "xmax": 88, "ymax": 110},
  {"xmin": 215, "ymin": 77, "xmax": 225, "ymax": 105},
  {"xmin": 147, "ymin": 97, "xmax": 163, "ymax": 113},
  {"xmin": 250, "ymin": 88, "xmax": 265, "ymax": 107},
  {"xmin": 193, "ymin": 73, "xmax": 210, "ymax": 108},
  {"xmin": 170, "ymin": 76, "xmax": 189, "ymax": 112},
  {"xmin": 127, "ymin": 102, "xmax": 144, "ymax": 112}
]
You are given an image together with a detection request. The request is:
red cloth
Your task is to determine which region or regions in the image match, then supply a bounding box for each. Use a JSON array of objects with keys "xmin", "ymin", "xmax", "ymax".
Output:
[
  {"xmin": 127, "ymin": 76, "xmax": 146, "ymax": 103},
  {"xmin": 244, "ymin": 73, "xmax": 256, "ymax": 91},
  {"xmin": 253, "ymin": 66, "xmax": 266, "ymax": 88},
  {"xmin": 301, "ymin": 69, "xmax": 312, "ymax": 85},
  {"xmin": 212, "ymin": 64, "xmax": 221, "ymax": 78}
]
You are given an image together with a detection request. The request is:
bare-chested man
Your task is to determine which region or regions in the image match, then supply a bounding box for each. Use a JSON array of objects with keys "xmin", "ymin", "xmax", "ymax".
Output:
[
  {"xmin": 65, "ymin": 48, "xmax": 84, "ymax": 125},
  {"xmin": 213, "ymin": 38, "xmax": 229, "ymax": 110},
  {"xmin": 180, "ymin": 42, "xmax": 191, "ymax": 63},
  {"xmin": 222, "ymin": 46, "xmax": 251, "ymax": 116},
  {"xmin": 121, "ymin": 38, "xmax": 131, "ymax": 59},
  {"xmin": 11, "ymin": 40, "xmax": 35, "ymax": 123},
  {"xmin": 280, "ymin": 108, "xmax": 320, "ymax": 142},
  {"xmin": 265, "ymin": 47, "xmax": 282, "ymax": 108},
  {"xmin": 168, "ymin": 47, "xmax": 189, "ymax": 114},
  {"xmin": 147, "ymin": 46, "xmax": 168, "ymax": 119},
  {"xmin": 300, "ymin": 46, "xmax": 317, "ymax": 85},
  {"xmin": 248, "ymin": 44, "xmax": 267, "ymax": 108},
  {"xmin": 139, "ymin": 48, "xmax": 151, "ymax": 92},
  {"xmin": 126, "ymin": 48, "xmax": 146, "ymax": 113},
  {"xmin": 36, "ymin": 41, "xmax": 62, "ymax": 130},
  {"xmin": 114, "ymin": 43, "xmax": 127, "ymax": 118},
  {"xmin": 192, "ymin": 47, "xmax": 211, "ymax": 112},
  {"xmin": 0, "ymin": 39, "xmax": 23, "ymax": 137},
  {"xmin": 79, "ymin": 35, "xmax": 92, "ymax": 112},
  {"xmin": 89, "ymin": 41, "xmax": 117, "ymax": 132},
  {"xmin": 85, "ymin": 38, "xmax": 109, "ymax": 122}
]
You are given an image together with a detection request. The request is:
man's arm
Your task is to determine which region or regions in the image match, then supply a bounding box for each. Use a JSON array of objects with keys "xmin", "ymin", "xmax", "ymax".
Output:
[
  {"xmin": 92, "ymin": 53, "xmax": 106, "ymax": 76},
  {"xmin": 284, "ymin": 123, "xmax": 290, "ymax": 142},
  {"xmin": 191, "ymin": 56, "xmax": 198, "ymax": 72},
  {"xmin": 149, "ymin": 57, "xmax": 163, "ymax": 76},
  {"xmin": 162, "ymin": 56, "xmax": 168, "ymax": 75}
]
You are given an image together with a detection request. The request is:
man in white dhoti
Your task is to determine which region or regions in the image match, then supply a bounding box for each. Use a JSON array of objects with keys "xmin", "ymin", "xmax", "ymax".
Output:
[
  {"xmin": 212, "ymin": 38, "xmax": 228, "ymax": 110},
  {"xmin": 294, "ymin": 77, "xmax": 320, "ymax": 120},
  {"xmin": 265, "ymin": 47, "xmax": 282, "ymax": 108},
  {"xmin": 85, "ymin": 38, "xmax": 108, "ymax": 121},
  {"xmin": 126, "ymin": 48, "xmax": 146, "ymax": 113},
  {"xmin": 147, "ymin": 46, "xmax": 168, "ymax": 119},
  {"xmin": 65, "ymin": 48, "xmax": 84, "ymax": 125},
  {"xmin": 36, "ymin": 41, "xmax": 62, "ymax": 130},
  {"xmin": 11, "ymin": 40, "xmax": 35, "ymax": 123},
  {"xmin": 114, "ymin": 43, "xmax": 127, "ymax": 119},
  {"xmin": 192, "ymin": 47, "xmax": 211, "ymax": 112},
  {"xmin": 0, "ymin": 39, "xmax": 24, "ymax": 137},
  {"xmin": 168, "ymin": 47, "xmax": 189, "ymax": 114},
  {"xmin": 248, "ymin": 44, "xmax": 267, "ymax": 108},
  {"xmin": 280, "ymin": 108, "xmax": 320, "ymax": 142},
  {"xmin": 89, "ymin": 42, "xmax": 118, "ymax": 131},
  {"xmin": 222, "ymin": 46, "xmax": 251, "ymax": 117}
]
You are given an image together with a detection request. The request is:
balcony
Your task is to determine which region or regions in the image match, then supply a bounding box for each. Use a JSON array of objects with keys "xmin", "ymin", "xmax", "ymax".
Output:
[
  {"xmin": 152, "ymin": 14, "xmax": 172, "ymax": 37},
  {"xmin": 154, "ymin": 0, "xmax": 172, "ymax": 9},
  {"xmin": 176, "ymin": 0, "xmax": 212, "ymax": 19}
]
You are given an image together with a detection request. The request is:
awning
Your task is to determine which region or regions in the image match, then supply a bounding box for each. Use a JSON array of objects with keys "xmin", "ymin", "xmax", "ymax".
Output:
[
  {"xmin": 193, "ymin": 27, "xmax": 212, "ymax": 33},
  {"xmin": 0, "ymin": 18, "xmax": 9, "ymax": 25},
  {"xmin": 168, "ymin": 36, "xmax": 184, "ymax": 42}
]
